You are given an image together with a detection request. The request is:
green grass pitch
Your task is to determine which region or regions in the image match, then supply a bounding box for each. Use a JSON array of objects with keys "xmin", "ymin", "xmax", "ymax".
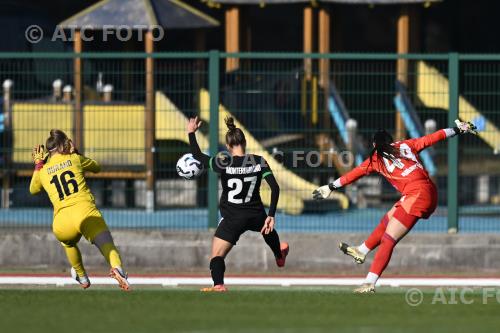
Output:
[{"xmin": 0, "ymin": 287, "xmax": 498, "ymax": 333}]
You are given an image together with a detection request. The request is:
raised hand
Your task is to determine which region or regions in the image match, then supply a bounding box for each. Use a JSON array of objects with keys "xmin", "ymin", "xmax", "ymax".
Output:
[
  {"xmin": 32, "ymin": 145, "xmax": 45, "ymax": 165},
  {"xmin": 187, "ymin": 116, "xmax": 202, "ymax": 133}
]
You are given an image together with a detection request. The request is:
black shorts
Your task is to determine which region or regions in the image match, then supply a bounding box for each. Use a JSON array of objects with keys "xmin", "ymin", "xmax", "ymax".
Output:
[{"xmin": 214, "ymin": 212, "xmax": 267, "ymax": 245}]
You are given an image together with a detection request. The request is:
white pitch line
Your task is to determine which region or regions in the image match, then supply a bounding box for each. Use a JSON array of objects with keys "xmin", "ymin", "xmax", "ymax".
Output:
[{"xmin": 0, "ymin": 276, "xmax": 499, "ymax": 287}]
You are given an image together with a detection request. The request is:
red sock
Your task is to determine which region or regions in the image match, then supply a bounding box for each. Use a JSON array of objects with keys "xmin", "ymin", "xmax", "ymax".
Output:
[
  {"xmin": 364, "ymin": 214, "xmax": 389, "ymax": 250},
  {"xmin": 369, "ymin": 233, "xmax": 397, "ymax": 276}
]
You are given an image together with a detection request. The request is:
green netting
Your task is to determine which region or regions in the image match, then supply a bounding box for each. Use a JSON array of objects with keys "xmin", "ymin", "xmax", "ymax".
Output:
[{"xmin": 0, "ymin": 53, "xmax": 497, "ymax": 232}]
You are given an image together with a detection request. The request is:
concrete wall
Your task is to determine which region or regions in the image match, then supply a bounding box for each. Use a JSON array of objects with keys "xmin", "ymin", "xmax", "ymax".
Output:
[{"xmin": 1, "ymin": 231, "xmax": 500, "ymax": 275}]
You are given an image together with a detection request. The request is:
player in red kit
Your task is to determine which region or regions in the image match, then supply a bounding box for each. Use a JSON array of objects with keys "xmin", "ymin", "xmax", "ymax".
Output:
[{"xmin": 313, "ymin": 119, "xmax": 477, "ymax": 293}]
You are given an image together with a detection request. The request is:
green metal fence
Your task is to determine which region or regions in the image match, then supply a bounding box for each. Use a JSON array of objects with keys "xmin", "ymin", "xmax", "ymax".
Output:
[{"xmin": 0, "ymin": 52, "xmax": 498, "ymax": 233}]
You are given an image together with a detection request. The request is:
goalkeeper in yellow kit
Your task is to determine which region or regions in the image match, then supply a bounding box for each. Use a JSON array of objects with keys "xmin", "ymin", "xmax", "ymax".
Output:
[{"xmin": 30, "ymin": 129, "xmax": 130, "ymax": 291}]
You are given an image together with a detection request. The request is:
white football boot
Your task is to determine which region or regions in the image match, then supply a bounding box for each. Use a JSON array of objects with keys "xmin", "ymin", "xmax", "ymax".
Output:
[{"xmin": 70, "ymin": 267, "xmax": 91, "ymax": 289}]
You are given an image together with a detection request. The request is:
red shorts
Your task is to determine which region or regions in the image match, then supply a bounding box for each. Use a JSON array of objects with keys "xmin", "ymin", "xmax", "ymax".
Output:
[{"xmin": 396, "ymin": 181, "xmax": 438, "ymax": 219}]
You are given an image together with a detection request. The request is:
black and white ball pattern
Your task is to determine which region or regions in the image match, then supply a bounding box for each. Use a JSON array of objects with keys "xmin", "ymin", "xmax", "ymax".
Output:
[{"xmin": 176, "ymin": 153, "xmax": 203, "ymax": 180}]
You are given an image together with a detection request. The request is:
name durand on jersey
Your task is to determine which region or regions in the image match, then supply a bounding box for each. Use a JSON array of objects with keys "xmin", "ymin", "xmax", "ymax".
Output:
[
  {"xmin": 29, "ymin": 153, "xmax": 101, "ymax": 215},
  {"xmin": 210, "ymin": 154, "xmax": 272, "ymax": 219}
]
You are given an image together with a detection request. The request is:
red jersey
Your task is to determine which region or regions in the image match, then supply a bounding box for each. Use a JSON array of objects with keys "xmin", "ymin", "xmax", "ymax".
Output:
[{"xmin": 338, "ymin": 130, "xmax": 449, "ymax": 195}]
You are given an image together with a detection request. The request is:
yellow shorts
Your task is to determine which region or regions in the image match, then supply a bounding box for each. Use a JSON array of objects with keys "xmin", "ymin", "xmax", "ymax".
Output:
[{"xmin": 52, "ymin": 201, "xmax": 109, "ymax": 246}]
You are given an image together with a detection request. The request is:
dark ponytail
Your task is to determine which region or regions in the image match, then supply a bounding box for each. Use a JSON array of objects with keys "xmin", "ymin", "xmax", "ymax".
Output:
[
  {"xmin": 46, "ymin": 129, "xmax": 71, "ymax": 154},
  {"xmin": 225, "ymin": 116, "xmax": 246, "ymax": 148},
  {"xmin": 369, "ymin": 130, "xmax": 400, "ymax": 165}
]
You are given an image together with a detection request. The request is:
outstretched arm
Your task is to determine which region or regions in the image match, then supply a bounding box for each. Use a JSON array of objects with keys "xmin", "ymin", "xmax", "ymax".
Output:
[
  {"xmin": 409, "ymin": 119, "xmax": 477, "ymax": 152},
  {"xmin": 337, "ymin": 158, "xmax": 373, "ymax": 188},
  {"xmin": 313, "ymin": 158, "xmax": 373, "ymax": 200},
  {"xmin": 408, "ymin": 129, "xmax": 453, "ymax": 152}
]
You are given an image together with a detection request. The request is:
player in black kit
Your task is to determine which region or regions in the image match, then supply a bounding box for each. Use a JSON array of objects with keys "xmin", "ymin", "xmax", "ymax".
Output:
[{"xmin": 187, "ymin": 116, "xmax": 289, "ymax": 292}]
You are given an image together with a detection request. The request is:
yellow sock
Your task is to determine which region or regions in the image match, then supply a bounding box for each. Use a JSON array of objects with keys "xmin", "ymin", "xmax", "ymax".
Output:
[
  {"xmin": 62, "ymin": 244, "xmax": 86, "ymax": 277},
  {"xmin": 98, "ymin": 242, "xmax": 122, "ymax": 268}
]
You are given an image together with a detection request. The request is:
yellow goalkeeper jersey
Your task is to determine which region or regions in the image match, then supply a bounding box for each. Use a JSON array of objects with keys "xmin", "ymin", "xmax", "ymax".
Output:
[{"xmin": 29, "ymin": 153, "xmax": 101, "ymax": 215}]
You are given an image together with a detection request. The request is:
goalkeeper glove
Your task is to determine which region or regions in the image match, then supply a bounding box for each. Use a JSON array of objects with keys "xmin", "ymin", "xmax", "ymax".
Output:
[
  {"xmin": 312, "ymin": 183, "xmax": 338, "ymax": 200},
  {"xmin": 454, "ymin": 119, "xmax": 478, "ymax": 135},
  {"xmin": 32, "ymin": 145, "xmax": 45, "ymax": 164}
]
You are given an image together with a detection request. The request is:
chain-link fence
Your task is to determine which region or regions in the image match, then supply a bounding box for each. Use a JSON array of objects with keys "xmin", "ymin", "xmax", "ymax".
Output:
[
  {"xmin": 0, "ymin": 52, "xmax": 498, "ymax": 232},
  {"xmin": 458, "ymin": 56, "xmax": 500, "ymax": 231}
]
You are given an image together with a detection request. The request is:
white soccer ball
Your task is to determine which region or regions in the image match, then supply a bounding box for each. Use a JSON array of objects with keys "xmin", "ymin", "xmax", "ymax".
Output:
[{"xmin": 176, "ymin": 153, "xmax": 203, "ymax": 180}]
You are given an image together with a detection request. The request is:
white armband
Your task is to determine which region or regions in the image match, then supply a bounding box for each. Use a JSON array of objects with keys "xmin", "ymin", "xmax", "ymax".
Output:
[
  {"xmin": 333, "ymin": 178, "xmax": 342, "ymax": 188},
  {"xmin": 444, "ymin": 128, "xmax": 458, "ymax": 138}
]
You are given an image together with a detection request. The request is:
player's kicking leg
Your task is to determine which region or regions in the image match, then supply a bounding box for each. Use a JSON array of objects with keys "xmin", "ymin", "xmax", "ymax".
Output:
[
  {"xmin": 339, "ymin": 208, "xmax": 395, "ymax": 264},
  {"xmin": 339, "ymin": 242, "xmax": 366, "ymax": 264},
  {"xmin": 354, "ymin": 208, "xmax": 417, "ymax": 293},
  {"xmin": 201, "ymin": 236, "xmax": 233, "ymax": 292}
]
